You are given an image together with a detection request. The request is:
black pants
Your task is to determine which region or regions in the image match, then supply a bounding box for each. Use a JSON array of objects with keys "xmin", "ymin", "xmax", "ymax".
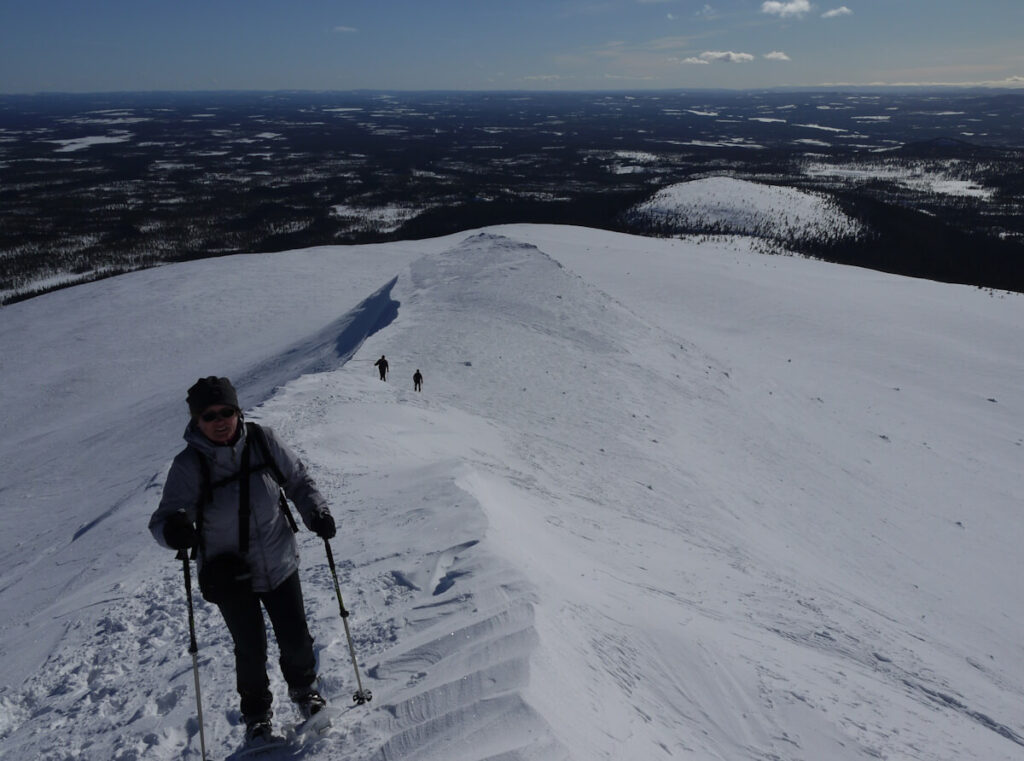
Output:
[{"xmin": 217, "ymin": 570, "xmax": 317, "ymax": 719}]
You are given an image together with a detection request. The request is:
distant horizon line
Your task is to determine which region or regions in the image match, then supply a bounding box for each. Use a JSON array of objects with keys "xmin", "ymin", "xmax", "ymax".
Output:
[{"xmin": 3, "ymin": 84, "xmax": 1024, "ymax": 98}]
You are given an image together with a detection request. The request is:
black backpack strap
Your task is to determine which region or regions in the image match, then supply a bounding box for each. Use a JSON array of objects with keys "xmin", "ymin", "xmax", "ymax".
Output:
[
  {"xmin": 246, "ymin": 422, "xmax": 300, "ymax": 534},
  {"xmin": 238, "ymin": 436, "xmax": 252, "ymax": 554},
  {"xmin": 247, "ymin": 422, "xmax": 287, "ymax": 483},
  {"xmin": 191, "ymin": 446, "xmax": 211, "ymax": 560},
  {"xmin": 188, "ymin": 424, "xmax": 300, "ymax": 553}
]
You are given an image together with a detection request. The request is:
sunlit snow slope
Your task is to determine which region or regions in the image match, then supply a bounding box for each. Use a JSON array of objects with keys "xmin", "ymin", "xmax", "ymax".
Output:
[
  {"xmin": 0, "ymin": 225, "xmax": 1022, "ymax": 761},
  {"xmin": 629, "ymin": 176, "xmax": 863, "ymax": 242}
]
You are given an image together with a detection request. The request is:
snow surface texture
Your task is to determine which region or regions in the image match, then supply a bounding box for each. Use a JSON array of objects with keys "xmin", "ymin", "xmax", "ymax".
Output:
[
  {"xmin": 802, "ymin": 162, "xmax": 995, "ymax": 199},
  {"xmin": 1, "ymin": 223, "xmax": 1023, "ymax": 761},
  {"xmin": 628, "ymin": 176, "xmax": 864, "ymax": 243}
]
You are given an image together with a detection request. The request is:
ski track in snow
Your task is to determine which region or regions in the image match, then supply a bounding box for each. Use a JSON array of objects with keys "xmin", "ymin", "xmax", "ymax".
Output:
[{"xmin": 1, "ymin": 224, "xmax": 1024, "ymax": 761}]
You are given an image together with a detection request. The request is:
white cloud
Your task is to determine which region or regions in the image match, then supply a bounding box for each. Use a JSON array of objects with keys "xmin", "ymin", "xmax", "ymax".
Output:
[
  {"xmin": 333, "ymin": 26, "xmax": 358, "ymax": 33},
  {"xmin": 696, "ymin": 4, "xmax": 716, "ymax": 17},
  {"xmin": 681, "ymin": 50, "xmax": 755, "ymax": 64},
  {"xmin": 822, "ymin": 6, "xmax": 853, "ymax": 18},
  {"xmin": 761, "ymin": 0, "xmax": 812, "ymax": 17},
  {"xmin": 764, "ymin": 51, "xmax": 791, "ymax": 61}
]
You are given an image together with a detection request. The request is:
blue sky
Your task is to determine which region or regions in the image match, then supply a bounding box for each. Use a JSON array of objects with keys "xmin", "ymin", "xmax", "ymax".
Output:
[{"xmin": 1, "ymin": 0, "xmax": 1022, "ymax": 93}]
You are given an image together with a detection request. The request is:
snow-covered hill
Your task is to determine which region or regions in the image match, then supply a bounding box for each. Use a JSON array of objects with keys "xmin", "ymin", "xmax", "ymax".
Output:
[
  {"xmin": 628, "ymin": 176, "xmax": 864, "ymax": 243},
  {"xmin": 1, "ymin": 225, "xmax": 1022, "ymax": 761}
]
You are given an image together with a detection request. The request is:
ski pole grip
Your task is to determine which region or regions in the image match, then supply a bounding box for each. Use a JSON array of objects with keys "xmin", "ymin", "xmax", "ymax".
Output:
[
  {"xmin": 324, "ymin": 539, "xmax": 350, "ymax": 618},
  {"xmin": 324, "ymin": 538, "xmax": 337, "ymax": 572}
]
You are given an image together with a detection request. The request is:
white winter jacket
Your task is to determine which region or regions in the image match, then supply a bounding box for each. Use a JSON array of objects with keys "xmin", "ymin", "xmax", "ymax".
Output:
[{"xmin": 149, "ymin": 421, "xmax": 331, "ymax": 593}]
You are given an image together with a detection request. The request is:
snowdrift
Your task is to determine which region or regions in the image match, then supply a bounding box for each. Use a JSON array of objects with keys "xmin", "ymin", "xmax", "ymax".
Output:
[{"xmin": 0, "ymin": 225, "xmax": 1022, "ymax": 761}]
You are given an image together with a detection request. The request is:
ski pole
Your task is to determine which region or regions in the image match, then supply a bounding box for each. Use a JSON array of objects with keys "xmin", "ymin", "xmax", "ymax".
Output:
[
  {"xmin": 177, "ymin": 548, "xmax": 209, "ymax": 761},
  {"xmin": 323, "ymin": 539, "xmax": 373, "ymax": 705}
]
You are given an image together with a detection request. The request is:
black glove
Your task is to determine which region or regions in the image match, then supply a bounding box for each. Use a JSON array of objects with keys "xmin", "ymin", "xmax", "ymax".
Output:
[
  {"xmin": 163, "ymin": 511, "xmax": 198, "ymax": 550},
  {"xmin": 310, "ymin": 511, "xmax": 336, "ymax": 540}
]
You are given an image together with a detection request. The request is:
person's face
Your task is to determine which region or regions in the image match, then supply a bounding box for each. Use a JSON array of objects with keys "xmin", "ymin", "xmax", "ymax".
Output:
[{"xmin": 196, "ymin": 404, "xmax": 239, "ymax": 444}]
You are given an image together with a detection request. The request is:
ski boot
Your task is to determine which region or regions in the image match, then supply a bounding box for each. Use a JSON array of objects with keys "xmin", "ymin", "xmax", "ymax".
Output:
[
  {"xmin": 289, "ymin": 686, "xmax": 331, "ymax": 735},
  {"xmin": 289, "ymin": 686, "xmax": 327, "ymax": 720},
  {"xmin": 243, "ymin": 714, "xmax": 279, "ymax": 746}
]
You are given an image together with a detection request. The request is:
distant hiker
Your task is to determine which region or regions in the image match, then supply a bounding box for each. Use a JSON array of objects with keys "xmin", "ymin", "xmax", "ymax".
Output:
[
  {"xmin": 413, "ymin": 369, "xmax": 423, "ymax": 392},
  {"xmin": 148, "ymin": 376, "xmax": 336, "ymax": 746},
  {"xmin": 374, "ymin": 355, "xmax": 389, "ymax": 381}
]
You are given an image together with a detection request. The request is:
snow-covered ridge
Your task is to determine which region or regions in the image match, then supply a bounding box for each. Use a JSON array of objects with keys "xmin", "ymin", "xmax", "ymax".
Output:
[
  {"xmin": 628, "ymin": 175, "xmax": 864, "ymax": 243},
  {"xmin": 1, "ymin": 226, "xmax": 1022, "ymax": 761}
]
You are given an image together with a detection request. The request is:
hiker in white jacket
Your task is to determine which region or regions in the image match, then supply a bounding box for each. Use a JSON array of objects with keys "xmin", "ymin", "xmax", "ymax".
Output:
[{"xmin": 149, "ymin": 376, "xmax": 336, "ymax": 743}]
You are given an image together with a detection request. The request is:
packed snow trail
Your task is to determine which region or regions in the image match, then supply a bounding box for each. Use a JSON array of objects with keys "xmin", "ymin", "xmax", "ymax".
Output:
[{"xmin": 1, "ymin": 227, "xmax": 1023, "ymax": 760}]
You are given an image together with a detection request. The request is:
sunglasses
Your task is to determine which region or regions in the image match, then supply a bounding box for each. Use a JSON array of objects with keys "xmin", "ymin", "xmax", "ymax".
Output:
[{"xmin": 200, "ymin": 407, "xmax": 238, "ymax": 423}]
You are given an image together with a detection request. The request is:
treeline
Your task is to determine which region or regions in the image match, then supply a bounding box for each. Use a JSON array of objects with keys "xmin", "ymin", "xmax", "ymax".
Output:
[
  {"xmin": 0, "ymin": 191, "xmax": 652, "ymax": 305},
  {"xmin": 5, "ymin": 156, "xmax": 1022, "ymax": 303},
  {"xmin": 797, "ymin": 193, "xmax": 1024, "ymax": 293},
  {"xmin": 396, "ymin": 190, "xmax": 651, "ymax": 241},
  {"xmin": 624, "ymin": 189, "xmax": 1024, "ymax": 294}
]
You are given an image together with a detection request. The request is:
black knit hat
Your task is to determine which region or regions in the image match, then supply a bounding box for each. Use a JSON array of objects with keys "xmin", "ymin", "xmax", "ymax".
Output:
[{"xmin": 187, "ymin": 376, "xmax": 239, "ymax": 415}]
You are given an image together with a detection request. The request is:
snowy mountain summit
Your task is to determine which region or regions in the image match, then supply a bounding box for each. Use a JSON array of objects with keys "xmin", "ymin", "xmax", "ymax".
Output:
[
  {"xmin": 0, "ymin": 225, "xmax": 1022, "ymax": 761},
  {"xmin": 628, "ymin": 176, "xmax": 864, "ymax": 244}
]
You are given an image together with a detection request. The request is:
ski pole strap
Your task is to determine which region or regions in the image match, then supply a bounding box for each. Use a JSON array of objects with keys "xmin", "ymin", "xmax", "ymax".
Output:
[
  {"xmin": 247, "ymin": 422, "xmax": 286, "ymax": 483},
  {"xmin": 279, "ymin": 492, "xmax": 299, "ymax": 533},
  {"xmin": 247, "ymin": 422, "xmax": 300, "ymax": 534}
]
